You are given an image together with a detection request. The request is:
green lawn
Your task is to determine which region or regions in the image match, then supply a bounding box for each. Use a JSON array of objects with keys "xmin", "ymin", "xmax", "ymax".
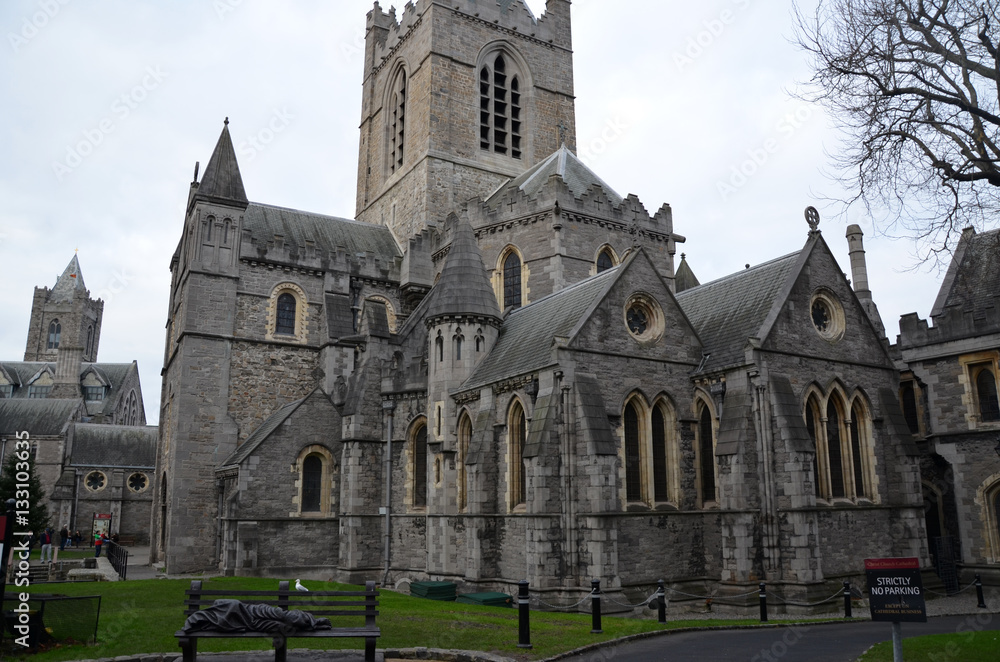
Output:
[
  {"xmin": 11, "ymin": 577, "xmax": 807, "ymax": 662},
  {"xmin": 857, "ymin": 628, "xmax": 1000, "ymax": 661}
]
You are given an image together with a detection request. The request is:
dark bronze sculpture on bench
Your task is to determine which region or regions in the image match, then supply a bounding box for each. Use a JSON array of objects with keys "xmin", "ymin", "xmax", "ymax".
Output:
[{"xmin": 175, "ymin": 579, "xmax": 379, "ymax": 662}]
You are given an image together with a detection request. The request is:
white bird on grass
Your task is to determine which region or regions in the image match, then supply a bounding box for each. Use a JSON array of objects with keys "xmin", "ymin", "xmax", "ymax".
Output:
[{"xmin": 295, "ymin": 579, "xmax": 309, "ymax": 592}]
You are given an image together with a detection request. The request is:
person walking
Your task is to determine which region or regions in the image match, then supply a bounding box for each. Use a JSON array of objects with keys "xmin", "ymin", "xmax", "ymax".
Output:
[
  {"xmin": 40, "ymin": 528, "xmax": 54, "ymax": 563},
  {"xmin": 94, "ymin": 531, "xmax": 106, "ymax": 557},
  {"xmin": 59, "ymin": 526, "xmax": 70, "ymax": 551}
]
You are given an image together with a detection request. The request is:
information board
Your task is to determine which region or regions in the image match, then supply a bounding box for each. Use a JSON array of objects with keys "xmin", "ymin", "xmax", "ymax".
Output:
[{"xmin": 865, "ymin": 557, "xmax": 927, "ymax": 623}]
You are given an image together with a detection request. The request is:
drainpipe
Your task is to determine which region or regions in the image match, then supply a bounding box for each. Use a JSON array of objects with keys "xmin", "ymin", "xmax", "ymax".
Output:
[
  {"xmin": 382, "ymin": 400, "xmax": 396, "ymax": 587},
  {"xmin": 72, "ymin": 470, "xmax": 81, "ymax": 531}
]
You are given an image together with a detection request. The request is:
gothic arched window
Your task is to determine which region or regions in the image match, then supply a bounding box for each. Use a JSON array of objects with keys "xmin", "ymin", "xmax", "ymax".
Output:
[
  {"xmin": 480, "ymin": 53, "xmax": 522, "ymax": 159},
  {"xmin": 86, "ymin": 325, "xmax": 94, "ymax": 357},
  {"xmin": 826, "ymin": 399, "xmax": 847, "ymax": 498},
  {"xmin": 47, "ymin": 320, "xmax": 61, "ymax": 349},
  {"xmin": 652, "ymin": 405, "xmax": 669, "ymax": 502},
  {"xmin": 503, "ymin": 251, "xmax": 522, "ymax": 310},
  {"xmin": 597, "ymin": 248, "xmax": 615, "ymax": 273},
  {"xmin": 624, "ymin": 401, "xmax": 642, "ymax": 503},
  {"xmin": 301, "ymin": 455, "xmax": 323, "ymax": 512},
  {"xmin": 412, "ymin": 422, "xmax": 428, "ymax": 508},
  {"xmin": 458, "ymin": 412, "xmax": 472, "ymax": 512},
  {"xmin": 509, "ymin": 400, "xmax": 526, "ymax": 509},
  {"xmin": 389, "ymin": 68, "xmax": 407, "ymax": 173},
  {"xmin": 276, "ymin": 293, "xmax": 297, "ymax": 335},
  {"xmin": 697, "ymin": 402, "xmax": 717, "ymax": 506},
  {"xmin": 976, "ymin": 368, "xmax": 1000, "ymax": 422}
]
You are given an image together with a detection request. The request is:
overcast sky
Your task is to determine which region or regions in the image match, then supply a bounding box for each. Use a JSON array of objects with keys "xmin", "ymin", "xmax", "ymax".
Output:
[{"xmin": 0, "ymin": 0, "xmax": 946, "ymax": 426}]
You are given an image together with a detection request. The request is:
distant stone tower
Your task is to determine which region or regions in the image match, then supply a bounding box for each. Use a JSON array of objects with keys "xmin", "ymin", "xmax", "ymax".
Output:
[
  {"xmin": 355, "ymin": 0, "xmax": 576, "ymax": 242},
  {"xmin": 151, "ymin": 121, "xmax": 248, "ymax": 571},
  {"xmin": 24, "ymin": 254, "xmax": 103, "ymax": 363}
]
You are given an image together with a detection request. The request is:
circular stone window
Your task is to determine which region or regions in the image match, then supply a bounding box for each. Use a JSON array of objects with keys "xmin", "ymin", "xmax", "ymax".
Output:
[
  {"xmin": 624, "ymin": 293, "xmax": 665, "ymax": 343},
  {"xmin": 85, "ymin": 471, "xmax": 107, "ymax": 492},
  {"xmin": 128, "ymin": 472, "xmax": 148, "ymax": 493},
  {"xmin": 810, "ymin": 290, "xmax": 845, "ymax": 342}
]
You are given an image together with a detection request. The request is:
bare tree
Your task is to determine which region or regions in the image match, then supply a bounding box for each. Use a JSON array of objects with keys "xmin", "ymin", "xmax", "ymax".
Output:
[{"xmin": 795, "ymin": 0, "xmax": 1000, "ymax": 263}]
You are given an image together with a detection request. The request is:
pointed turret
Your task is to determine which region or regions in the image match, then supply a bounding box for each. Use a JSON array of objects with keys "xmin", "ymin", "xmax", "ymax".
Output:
[
  {"xmin": 674, "ymin": 254, "xmax": 700, "ymax": 294},
  {"xmin": 49, "ymin": 254, "xmax": 88, "ymax": 302},
  {"xmin": 193, "ymin": 119, "xmax": 248, "ymax": 208},
  {"xmin": 424, "ymin": 217, "xmax": 502, "ymax": 323}
]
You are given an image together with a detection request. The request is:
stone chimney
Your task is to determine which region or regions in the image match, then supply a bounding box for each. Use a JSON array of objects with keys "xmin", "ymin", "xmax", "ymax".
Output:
[
  {"xmin": 50, "ymin": 345, "xmax": 83, "ymax": 399},
  {"xmin": 845, "ymin": 225, "xmax": 886, "ymax": 338}
]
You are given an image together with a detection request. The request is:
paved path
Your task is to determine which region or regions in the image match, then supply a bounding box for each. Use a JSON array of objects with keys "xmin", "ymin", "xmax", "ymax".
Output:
[{"xmin": 561, "ymin": 614, "xmax": 1000, "ymax": 662}]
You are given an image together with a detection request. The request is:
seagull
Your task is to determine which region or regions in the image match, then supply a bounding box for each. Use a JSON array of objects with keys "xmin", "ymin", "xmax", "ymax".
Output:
[{"xmin": 295, "ymin": 579, "xmax": 309, "ymax": 592}]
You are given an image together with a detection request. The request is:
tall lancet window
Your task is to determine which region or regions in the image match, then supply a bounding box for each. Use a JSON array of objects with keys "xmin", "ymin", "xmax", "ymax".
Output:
[
  {"xmin": 389, "ymin": 69, "xmax": 407, "ymax": 173},
  {"xmin": 480, "ymin": 54, "xmax": 522, "ymax": 159},
  {"xmin": 47, "ymin": 320, "xmax": 61, "ymax": 349}
]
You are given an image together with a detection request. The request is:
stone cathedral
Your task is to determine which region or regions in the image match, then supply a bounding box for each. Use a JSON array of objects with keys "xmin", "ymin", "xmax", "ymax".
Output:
[{"xmin": 152, "ymin": 0, "xmax": 943, "ymax": 604}]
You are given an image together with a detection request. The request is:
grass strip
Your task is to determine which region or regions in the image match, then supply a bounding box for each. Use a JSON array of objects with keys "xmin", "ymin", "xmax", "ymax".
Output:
[
  {"xmin": 857, "ymin": 629, "xmax": 1000, "ymax": 662},
  {"xmin": 14, "ymin": 577, "xmax": 820, "ymax": 662}
]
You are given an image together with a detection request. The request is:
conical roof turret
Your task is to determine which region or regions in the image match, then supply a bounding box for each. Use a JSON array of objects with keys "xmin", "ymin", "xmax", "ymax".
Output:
[
  {"xmin": 194, "ymin": 118, "xmax": 248, "ymax": 207},
  {"xmin": 50, "ymin": 254, "xmax": 87, "ymax": 302},
  {"xmin": 424, "ymin": 218, "xmax": 501, "ymax": 323}
]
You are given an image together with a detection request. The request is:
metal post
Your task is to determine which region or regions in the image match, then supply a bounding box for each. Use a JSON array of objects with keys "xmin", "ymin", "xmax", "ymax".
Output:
[
  {"xmin": 758, "ymin": 582, "xmax": 768, "ymax": 623},
  {"xmin": 657, "ymin": 579, "xmax": 666, "ymax": 623},
  {"xmin": 590, "ymin": 578, "xmax": 602, "ymax": 634},
  {"xmin": 891, "ymin": 621, "xmax": 903, "ymax": 662},
  {"xmin": 843, "ymin": 580, "xmax": 852, "ymax": 618},
  {"xmin": 517, "ymin": 580, "xmax": 532, "ymax": 649},
  {"xmin": 976, "ymin": 574, "xmax": 987, "ymax": 609}
]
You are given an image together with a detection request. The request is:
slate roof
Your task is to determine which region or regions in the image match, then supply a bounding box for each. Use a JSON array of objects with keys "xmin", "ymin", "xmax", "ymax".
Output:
[
  {"xmin": 462, "ymin": 267, "xmax": 619, "ymax": 391},
  {"xmin": 196, "ymin": 120, "xmax": 248, "ymax": 205},
  {"xmin": 0, "ymin": 399, "xmax": 80, "ymax": 436},
  {"xmin": 244, "ymin": 203, "xmax": 401, "ymax": 263},
  {"xmin": 49, "ymin": 255, "xmax": 88, "ymax": 301},
  {"xmin": 675, "ymin": 251, "xmax": 800, "ymax": 373},
  {"xmin": 930, "ymin": 227, "xmax": 1000, "ymax": 320},
  {"xmin": 486, "ymin": 145, "xmax": 624, "ymax": 207},
  {"xmin": 0, "ymin": 361, "xmax": 138, "ymax": 419},
  {"xmin": 71, "ymin": 424, "xmax": 157, "ymax": 468},
  {"xmin": 424, "ymin": 219, "xmax": 502, "ymax": 321},
  {"xmin": 219, "ymin": 396, "xmax": 306, "ymax": 468}
]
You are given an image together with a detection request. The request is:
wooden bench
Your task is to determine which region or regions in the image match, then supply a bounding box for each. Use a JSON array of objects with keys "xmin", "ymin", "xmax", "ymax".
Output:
[{"xmin": 175, "ymin": 580, "xmax": 379, "ymax": 662}]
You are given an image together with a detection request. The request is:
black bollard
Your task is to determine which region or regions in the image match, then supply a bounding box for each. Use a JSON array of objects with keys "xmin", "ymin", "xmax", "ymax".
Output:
[
  {"xmin": 976, "ymin": 574, "xmax": 987, "ymax": 609},
  {"xmin": 591, "ymin": 578, "xmax": 602, "ymax": 634},
  {"xmin": 759, "ymin": 582, "xmax": 768, "ymax": 623},
  {"xmin": 658, "ymin": 579, "xmax": 666, "ymax": 624},
  {"xmin": 517, "ymin": 580, "xmax": 532, "ymax": 649},
  {"xmin": 843, "ymin": 581, "xmax": 852, "ymax": 619}
]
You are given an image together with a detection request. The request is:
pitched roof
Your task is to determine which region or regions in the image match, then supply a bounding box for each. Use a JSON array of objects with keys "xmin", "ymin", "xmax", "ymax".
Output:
[
  {"xmin": 423, "ymin": 219, "xmax": 502, "ymax": 322},
  {"xmin": 0, "ymin": 399, "xmax": 80, "ymax": 436},
  {"xmin": 243, "ymin": 203, "xmax": 401, "ymax": 264},
  {"xmin": 676, "ymin": 251, "xmax": 801, "ymax": 373},
  {"xmin": 49, "ymin": 254, "xmax": 87, "ymax": 302},
  {"xmin": 195, "ymin": 120, "xmax": 248, "ymax": 206},
  {"xmin": 486, "ymin": 145, "xmax": 624, "ymax": 207},
  {"xmin": 71, "ymin": 424, "xmax": 157, "ymax": 468},
  {"xmin": 219, "ymin": 396, "xmax": 306, "ymax": 468},
  {"xmin": 930, "ymin": 227, "xmax": 1000, "ymax": 320},
  {"xmin": 462, "ymin": 267, "xmax": 619, "ymax": 391}
]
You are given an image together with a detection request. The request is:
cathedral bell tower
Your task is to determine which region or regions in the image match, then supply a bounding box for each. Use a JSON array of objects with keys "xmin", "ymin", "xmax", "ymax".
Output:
[
  {"xmin": 356, "ymin": 0, "xmax": 576, "ymax": 243},
  {"xmin": 151, "ymin": 119, "xmax": 248, "ymax": 572}
]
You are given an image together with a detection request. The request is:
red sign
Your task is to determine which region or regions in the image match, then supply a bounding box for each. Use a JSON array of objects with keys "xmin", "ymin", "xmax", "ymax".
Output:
[{"xmin": 865, "ymin": 557, "xmax": 920, "ymax": 571}]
